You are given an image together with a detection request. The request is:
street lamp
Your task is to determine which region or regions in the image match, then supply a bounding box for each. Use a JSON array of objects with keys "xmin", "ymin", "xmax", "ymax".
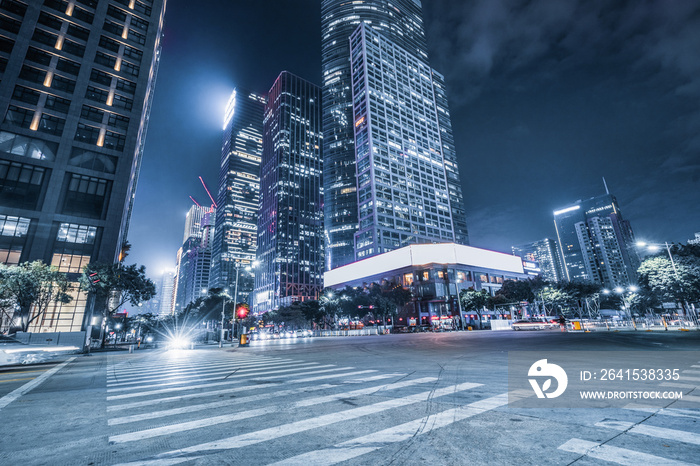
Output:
[{"xmin": 603, "ymin": 286, "xmax": 637, "ymax": 320}]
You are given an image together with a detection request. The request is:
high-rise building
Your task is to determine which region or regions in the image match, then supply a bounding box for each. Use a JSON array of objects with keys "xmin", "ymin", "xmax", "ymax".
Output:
[
  {"xmin": 182, "ymin": 204, "xmax": 208, "ymax": 243},
  {"xmin": 688, "ymin": 233, "xmax": 700, "ymax": 245},
  {"xmin": 156, "ymin": 269, "xmax": 175, "ymax": 316},
  {"xmin": 254, "ymin": 72, "xmax": 323, "ymax": 313},
  {"xmin": 512, "ymin": 238, "xmax": 565, "ymax": 282},
  {"xmin": 175, "ymin": 206, "xmax": 214, "ymax": 311},
  {"xmin": 321, "ymin": 0, "xmax": 468, "ymax": 268},
  {"xmin": 0, "ymin": 0, "xmax": 166, "ymax": 332},
  {"xmin": 209, "ymin": 88, "xmax": 265, "ymax": 304},
  {"xmin": 553, "ymin": 193, "xmax": 639, "ymax": 288}
]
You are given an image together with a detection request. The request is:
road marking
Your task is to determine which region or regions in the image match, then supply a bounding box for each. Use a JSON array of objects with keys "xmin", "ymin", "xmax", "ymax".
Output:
[
  {"xmin": 107, "ymin": 362, "xmax": 322, "ymax": 391},
  {"xmin": 624, "ymin": 404, "xmax": 700, "ymax": 419},
  {"xmin": 107, "ymin": 360, "xmax": 293, "ymax": 384},
  {"xmin": 270, "ymin": 390, "xmax": 526, "ymax": 466},
  {"xmin": 0, "ymin": 358, "xmax": 76, "ymax": 411},
  {"xmin": 679, "ymin": 376, "xmax": 700, "ymax": 383},
  {"xmin": 283, "ymin": 370, "xmax": 377, "ymax": 385},
  {"xmin": 679, "ymin": 395, "xmax": 700, "ymax": 403},
  {"xmin": 342, "ymin": 374, "xmax": 404, "ymax": 383},
  {"xmin": 558, "ymin": 438, "xmax": 692, "ymax": 465},
  {"xmin": 108, "ymin": 358, "xmax": 283, "ymax": 378},
  {"xmin": 0, "ymin": 370, "xmax": 49, "ymax": 375},
  {"xmin": 106, "ymin": 366, "xmax": 356, "ymax": 401},
  {"xmin": 681, "ymin": 370, "xmax": 700, "ymax": 376},
  {"xmin": 108, "ymin": 376, "xmax": 442, "ymax": 443},
  {"xmin": 142, "ymin": 382, "xmax": 482, "ymax": 457},
  {"xmin": 0, "ymin": 377, "xmax": 37, "ymax": 383},
  {"xmin": 108, "ymin": 356, "xmax": 281, "ymax": 373},
  {"xmin": 595, "ymin": 420, "xmax": 700, "ymax": 446},
  {"xmin": 660, "ymin": 382, "xmax": 697, "ymax": 389}
]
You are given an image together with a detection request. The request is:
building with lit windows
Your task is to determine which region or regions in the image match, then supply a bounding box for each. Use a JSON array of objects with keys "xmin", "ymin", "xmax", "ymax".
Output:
[
  {"xmin": 553, "ymin": 193, "xmax": 639, "ymax": 288},
  {"xmin": 324, "ymin": 243, "xmax": 529, "ymax": 327},
  {"xmin": 512, "ymin": 238, "xmax": 565, "ymax": 282},
  {"xmin": 175, "ymin": 205, "xmax": 214, "ymax": 311},
  {"xmin": 209, "ymin": 88, "xmax": 265, "ymax": 305},
  {"xmin": 0, "ymin": 0, "xmax": 166, "ymax": 332},
  {"xmin": 688, "ymin": 233, "xmax": 700, "ymax": 245},
  {"xmin": 254, "ymin": 72, "xmax": 323, "ymax": 313},
  {"xmin": 321, "ymin": 0, "xmax": 468, "ymax": 268}
]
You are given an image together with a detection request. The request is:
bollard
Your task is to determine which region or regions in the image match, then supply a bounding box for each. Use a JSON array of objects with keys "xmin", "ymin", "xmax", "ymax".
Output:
[{"xmin": 129, "ymin": 345, "xmax": 134, "ymax": 353}]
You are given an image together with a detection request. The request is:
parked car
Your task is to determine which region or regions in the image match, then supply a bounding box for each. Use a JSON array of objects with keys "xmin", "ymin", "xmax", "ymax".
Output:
[
  {"xmin": 511, "ymin": 320, "xmax": 548, "ymax": 331},
  {"xmin": 0, "ymin": 335, "xmax": 79, "ymax": 366}
]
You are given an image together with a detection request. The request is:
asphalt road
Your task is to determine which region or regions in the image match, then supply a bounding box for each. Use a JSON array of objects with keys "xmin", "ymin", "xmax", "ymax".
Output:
[{"xmin": 0, "ymin": 330, "xmax": 698, "ymax": 465}]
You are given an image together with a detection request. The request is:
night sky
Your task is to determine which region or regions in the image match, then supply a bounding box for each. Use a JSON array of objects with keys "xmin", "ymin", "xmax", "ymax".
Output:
[{"xmin": 127, "ymin": 0, "xmax": 700, "ymax": 281}]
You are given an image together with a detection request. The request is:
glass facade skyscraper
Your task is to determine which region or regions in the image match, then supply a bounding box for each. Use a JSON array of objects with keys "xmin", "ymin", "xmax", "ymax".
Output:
[
  {"xmin": 512, "ymin": 238, "xmax": 565, "ymax": 283},
  {"xmin": 0, "ymin": 0, "xmax": 166, "ymax": 331},
  {"xmin": 209, "ymin": 89, "xmax": 265, "ymax": 304},
  {"xmin": 553, "ymin": 193, "xmax": 640, "ymax": 288},
  {"xmin": 254, "ymin": 72, "xmax": 324, "ymax": 313},
  {"xmin": 321, "ymin": 0, "xmax": 468, "ymax": 267}
]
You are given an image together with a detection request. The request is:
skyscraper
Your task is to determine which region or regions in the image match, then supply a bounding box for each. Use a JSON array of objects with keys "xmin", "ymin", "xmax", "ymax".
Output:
[
  {"xmin": 512, "ymin": 238, "xmax": 565, "ymax": 283},
  {"xmin": 0, "ymin": 0, "xmax": 166, "ymax": 331},
  {"xmin": 209, "ymin": 88, "xmax": 265, "ymax": 304},
  {"xmin": 254, "ymin": 72, "xmax": 323, "ymax": 313},
  {"xmin": 321, "ymin": 0, "xmax": 468, "ymax": 267},
  {"xmin": 156, "ymin": 269, "xmax": 175, "ymax": 316},
  {"xmin": 175, "ymin": 205, "xmax": 214, "ymax": 311},
  {"xmin": 553, "ymin": 193, "xmax": 639, "ymax": 288},
  {"xmin": 182, "ymin": 204, "xmax": 208, "ymax": 243}
]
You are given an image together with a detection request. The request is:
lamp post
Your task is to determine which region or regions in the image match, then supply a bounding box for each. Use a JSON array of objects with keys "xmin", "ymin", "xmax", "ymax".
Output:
[{"xmin": 603, "ymin": 285, "xmax": 638, "ymax": 321}]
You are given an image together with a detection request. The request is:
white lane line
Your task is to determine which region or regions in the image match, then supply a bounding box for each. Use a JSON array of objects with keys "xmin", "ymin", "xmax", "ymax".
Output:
[
  {"xmin": 108, "ymin": 383, "xmax": 337, "ymax": 412},
  {"xmin": 107, "ymin": 360, "xmax": 276, "ymax": 382},
  {"xmin": 108, "ymin": 356, "xmax": 280, "ymax": 372},
  {"xmin": 0, "ymin": 357, "xmax": 76, "ymax": 411},
  {"xmin": 141, "ymin": 381, "xmax": 482, "ymax": 457},
  {"xmin": 680, "ymin": 376, "xmax": 700, "ymax": 383},
  {"xmin": 682, "ymin": 370, "xmax": 700, "ymax": 375},
  {"xmin": 595, "ymin": 420, "xmax": 700, "ymax": 446},
  {"xmin": 283, "ymin": 370, "xmax": 377, "ymax": 385},
  {"xmin": 270, "ymin": 390, "xmax": 527, "ymax": 466},
  {"xmin": 108, "ymin": 376, "xmax": 441, "ymax": 443},
  {"xmin": 107, "ymin": 373, "xmax": 404, "ymax": 412},
  {"xmin": 558, "ymin": 438, "xmax": 692, "ymax": 465},
  {"xmin": 624, "ymin": 404, "xmax": 700, "ymax": 419},
  {"xmin": 106, "ymin": 366, "xmax": 356, "ymax": 401},
  {"xmin": 679, "ymin": 395, "xmax": 700, "ymax": 403},
  {"xmin": 660, "ymin": 382, "xmax": 697, "ymax": 389},
  {"xmin": 109, "ymin": 358, "xmax": 283, "ymax": 378},
  {"xmin": 342, "ymin": 374, "xmax": 404, "ymax": 384},
  {"xmin": 108, "ymin": 384, "xmax": 338, "ymax": 425},
  {"xmin": 107, "ymin": 362, "xmax": 321, "ymax": 391}
]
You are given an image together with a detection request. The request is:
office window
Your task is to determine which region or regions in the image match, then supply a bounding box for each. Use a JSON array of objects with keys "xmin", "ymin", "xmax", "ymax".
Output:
[
  {"xmin": 45, "ymin": 95, "xmax": 71, "ymax": 113},
  {"xmin": 37, "ymin": 112, "xmax": 65, "ymax": 136},
  {"xmin": 89, "ymin": 68, "xmax": 113, "ymax": 86},
  {"xmin": 107, "ymin": 113, "xmax": 129, "ymax": 130},
  {"xmin": 111, "ymin": 93, "xmax": 133, "ymax": 110},
  {"xmin": 103, "ymin": 130, "xmax": 125, "ymax": 151},
  {"xmin": 102, "ymin": 20, "xmax": 122, "ymax": 36},
  {"xmin": 0, "ymin": 130, "xmax": 58, "ymax": 161},
  {"xmin": 57, "ymin": 223, "xmax": 96, "ymax": 244},
  {"xmin": 37, "ymin": 11, "xmax": 62, "ymax": 31},
  {"xmin": 0, "ymin": 14, "xmax": 21, "ymax": 34},
  {"xmin": 3, "ymin": 105, "xmax": 33, "ymax": 129},
  {"xmin": 98, "ymin": 35, "xmax": 120, "ymax": 53},
  {"xmin": 51, "ymin": 252, "xmax": 90, "ymax": 272},
  {"xmin": 51, "ymin": 75, "xmax": 76, "ymax": 93},
  {"xmin": 12, "ymin": 85, "xmax": 40, "ymax": 105},
  {"xmin": 61, "ymin": 173, "xmax": 110, "ymax": 219},
  {"xmin": 80, "ymin": 105, "xmax": 104, "ymax": 123},
  {"xmin": 0, "ymin": 214, "xmax": 30, "ymax": 265},
  {"xmin": 85, "ymin": 86, "xmax": 108, "ymax": 104},
  {"xmin": 74, "ymin": 123, "xmax": 100, "ymax": 145},
  {"xmin": 0, "ymin": 160, "xmax": 46, "ymax": 210},
  {"xmin": 115, "ymin": 77, "xmax": 136, "ymax": 95},
  {"xmin": 62, "ymin": 38, "xmax": 85, "ymax": 58},
  {"xmin": 67, "ymin": 23, "xmax": 90, "ymax": 41},
  {"xmin": 25, "ymin": 47, "xmax": 52, "ymax": 66},
  {"xmin": 1, "ymin": 0, "xmax": 27, "ymax": 16},
  {"xmin": 72, "ymin": 5, "xmax": 94, "ymax": 24},
  {"xmin": 68, "ymin": 148, "xmax": 117, "ymax": 174},
  {"xmin": 32, "ymin": 28, "xmax": 58, "ymax": 47},
  {"xmin": 56, "ymin": 57, "xmax": 80, "ymax": 76}
]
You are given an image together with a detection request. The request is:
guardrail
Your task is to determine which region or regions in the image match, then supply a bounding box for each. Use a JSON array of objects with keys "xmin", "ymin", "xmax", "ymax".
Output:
[
  {"xmin": 314, "ymin": 329, "xmax": 379, "ymax": 337},
  {"xmin": 568, "ymin": 318, "xmax": 698, "ymax": 332}
]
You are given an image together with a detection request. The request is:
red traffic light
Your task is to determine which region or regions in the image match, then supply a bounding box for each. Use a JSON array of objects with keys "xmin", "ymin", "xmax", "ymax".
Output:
[{"xmin": 236, "ymin": 304, "xmax": 249, "ymax": 319}]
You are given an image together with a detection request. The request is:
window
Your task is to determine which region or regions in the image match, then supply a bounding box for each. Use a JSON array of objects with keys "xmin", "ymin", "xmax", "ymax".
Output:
[
  {"xmin": 74, "ymin": 0, "xmax": 97, "ymax": 8},
  {"xmin": 85, "ymin": 86, "xmax": 108, "ymax": 104},
  {"xmin": 62, "ymin": 38, "xmax": 85, "ymax": 58},
  {"xmin": 51, "ymin": 74, "xmax": 76, "ymax": 93},
  {"xmin": 95, "ymin": 50, "xmax": 116, "ymax": 68},
  {"xmin": 1, "ymin": 0, "xmax": 28, "ymax": 16},
  {"xmin": 0, "ymin": 160, "xmax": 47, "ymax": 210},
  {"xmin": 61, "ymin": 173, "xmax": 110, "ymax": 219},
  {"xmin": 37, "ymin": 11, "xmax": 62, "ymax": 31},
  {"xmin": 123, "ymin": 45, "xmax": 142, "ymax": 62},
  {"xmin": 0, "ymin": 36, "xmax": 14, "ymax": 53},
  {"xmin": 3, "ymin": 105, "xmax": 33, "ymax": 129},
  {"xmin": 51, "ymin": 252, "xmax": 90, "ymax": 272},
  {"xmin": 479, "ymin": 274, "xmax": 488, "ymax": 283},
  {"xmin": 42, "ymin": 0, "xmax": 69, "ymax": 15},
  {"xmin": 126, "ymin": 28, "xmax": 146, "ymax": 45},
  {"xmin": 107, "ymin": 5, "xmax": 127, "ymax": 21},
  {"xmin": 45, "ymin": 95, "xmax": 71, "ymax": 113},
  {"xmin": 25, "ymin": 46, "xmax": 52, "ymax": 66},
  {"xmin": 32, "ymin": 28, "xmax": 58, "ymax": 47},
  {"xmin": 111, "ymin": 93, "xmax": 133, "ymax": 110},
  {"xmin": 56, "ymin": 57, "xmax": 80, "ymax": 75},
  {"xmin": 89, "ymin": 68, "xmax": 113, "ymax": 86},
  {"xmin": 120, "ymin": 60, "xmax": 139, "ymax": 77},
  {"xmin": 71, "ymin": 5, "xmax": 94, "ymax": 24},
  {"xmin": 0, "ymin": 14, "xmax": 21, "ymax": 34},
  {"xmin": 80, "ymin": 105, "xmax": 104, "ymax": 123},
  {"xmin": 67, "ymin": 23, "xmax": 90, "ymax": 41},
  {"xmin": 74, "ymin": 123, "xmax": 100, "ymax": 145},
  {"xmin": 107, "ymin": 113, "xmax": 129, "ymax": 130},
  {"xmin": 0, "ymin": 214, "xmax": 30, "ymax": 265},
  {"xmin": 0, "ymin": 130, "xmax": 58, "ymax": 161},
  {"xmin": 68, "ymin": 148, "xmax": 116, "ymax": 174},
  {"xmin": 103, "ymin": 130, "xmax": 125, "ymax": 151},
  {"xmin": 130, "ymin": 16, "xmax": 148, "ymax": 32},
  {"xmin": 98, "ymin": 35, "xmax": 120, "ymax": 53},
  {"xmin": 133, "ymin": 1, "xmax": 152, "ymax": 16},
  {"xmin": 57, "ymin": 223, "xmax": 96, "ymax": 244},
  {"xmin": 37, "ymin": 112, "xmax": 65, "ymax": 136},
  {"xmin": 103, "ymin": 20, "xmax": 122, "ymax": 36},
  {"xmin": 12, "ymin": 85, "xmax": 40, "ymax": 105},
  {"xmin": 115, "ymin": 78, "xmax": 136, "ymax": 95}
]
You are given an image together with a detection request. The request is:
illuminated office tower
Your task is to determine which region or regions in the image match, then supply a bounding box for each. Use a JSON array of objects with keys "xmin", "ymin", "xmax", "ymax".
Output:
[
  {"xmin": 321, "ymin": 0, "xmax": 468, "ymax": 267},
  {"xmin": 553, "ymin": 193, "xmax": 639, "ymax": 288},
  {"xmin": 512, "ymin": 238, "xmax": 565, "ymax": 282},
  {"xmin": 0, "ymin": 0, "xmax": 166, "ymax": 331},
  {"xmin": 349, "ymin": 23, "xmax": 469, "ymax": 260},
  {"xmin": 209, "ymin": 89, "xmax": 265, "ymax": 305},
  {"xmin": 254, "ymin": 72, "xmax": 323, "ymax": 313}
]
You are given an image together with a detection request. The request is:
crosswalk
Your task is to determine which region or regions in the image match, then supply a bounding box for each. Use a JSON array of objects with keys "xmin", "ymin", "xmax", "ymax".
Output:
[{"xmin": 105, "ymin": 350, "xmax": 700, "ymax": 465}]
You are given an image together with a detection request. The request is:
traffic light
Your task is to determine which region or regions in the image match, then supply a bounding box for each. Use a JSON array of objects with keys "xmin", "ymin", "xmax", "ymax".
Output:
[
  {"xmin": 236, "ymin": 304, "xmax": 250, "ymax": 320},
  {"xmin": 89, "ymin": 272, "xmax": 100, "ymax": 285}
]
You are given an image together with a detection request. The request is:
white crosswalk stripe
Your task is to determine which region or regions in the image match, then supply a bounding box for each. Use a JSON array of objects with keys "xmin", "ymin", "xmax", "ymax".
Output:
[
  {"xmin": 595, "ymin": 420, "xmax": 700, "ymax": 446},
  {"xmin": 558, "ymin": 438, "xmax": 693, "ymax": 465}
]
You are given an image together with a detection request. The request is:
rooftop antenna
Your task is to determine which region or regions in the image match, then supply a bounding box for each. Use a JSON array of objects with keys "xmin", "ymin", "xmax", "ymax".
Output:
[{"xmin": 602, "ymin": 177, "xmax": 610, "ymax": 195}]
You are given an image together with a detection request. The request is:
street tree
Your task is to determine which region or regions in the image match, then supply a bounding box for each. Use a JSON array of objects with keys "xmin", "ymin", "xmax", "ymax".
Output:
[
  {"xmin": 0, "ymin": 261, "xmax": 72, "ymax": 332},
  {"xmin": 80, "ymin": 263, "xmax": 155, "ymax": 344},
  {"xmin": 637, "ymin": 254, "xmax": 700, "ymax": 315},
  {"xmin": 459, "ymin": 288, "xmax": 489, "ymax": 329}
]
